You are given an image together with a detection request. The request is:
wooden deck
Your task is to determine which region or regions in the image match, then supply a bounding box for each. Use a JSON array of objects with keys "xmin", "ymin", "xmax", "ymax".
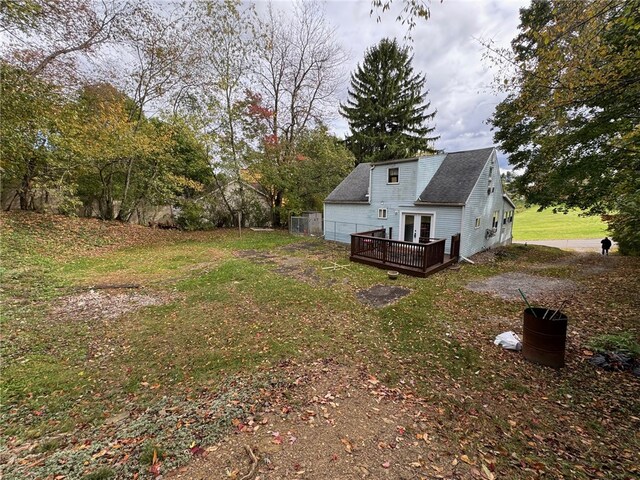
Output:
[{"xmin": 350, "ymin": 229, "xmax": 460, "ymax": 278}]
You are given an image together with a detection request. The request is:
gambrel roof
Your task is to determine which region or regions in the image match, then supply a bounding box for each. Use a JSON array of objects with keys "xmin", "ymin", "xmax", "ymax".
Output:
[
  {"xmin": 324, "ymin": 147, "xmax": 496, "ymax": 205},
  {"xmin": 416, "ymin": 147, "xmax": 495, "ymax": 205},
  {"xmin": 324, "ymin": 162, "xmax": 372, "ymax": 203}
]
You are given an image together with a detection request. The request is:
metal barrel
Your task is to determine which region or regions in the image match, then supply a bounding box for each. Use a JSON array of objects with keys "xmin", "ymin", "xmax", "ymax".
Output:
[{"xmin": 522, "ymin": 307, "xmax": 568, "ymax": 368}]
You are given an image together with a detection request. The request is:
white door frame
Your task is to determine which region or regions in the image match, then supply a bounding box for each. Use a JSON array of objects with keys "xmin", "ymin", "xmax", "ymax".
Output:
[{"xmin": 399, "ymin": 211, "xmax": 436, "ymax": 243}]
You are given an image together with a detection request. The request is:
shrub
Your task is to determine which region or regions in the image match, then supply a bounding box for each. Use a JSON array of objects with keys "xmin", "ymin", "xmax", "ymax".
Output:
[
  {"xmin": 587, "ymin": 332, "xmax": 640, "ymax": 358},
  {"xmin": 175, "ymin": 199, "xmax": 209, "ymax": 231}
]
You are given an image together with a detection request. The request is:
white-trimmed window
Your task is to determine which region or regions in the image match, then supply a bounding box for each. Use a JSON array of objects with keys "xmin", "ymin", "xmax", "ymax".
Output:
[
  {"xmin": 388, "ymin": 167, "xmax": 399, "ymax": 184},
  {"xmin": 475, "ymin": 217, "xmax": 481, "ymax": 229},
  {"xmin": 492, "ymin": 211, "xmax": 500, "ymax": 229},
  {"xmin": 377, "ymin": 208, "xmax": 387, "ymax": 219}
]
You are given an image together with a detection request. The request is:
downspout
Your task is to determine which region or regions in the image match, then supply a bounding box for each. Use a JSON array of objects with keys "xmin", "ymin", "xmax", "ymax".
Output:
[
  {"xmin": 323, "ymin": 201, "xmax": 326, "ymax": 240},
  {"xmin": 367, "ymin": 165, "xmax": 375, "ymax": 205},
  {"xmin": 459, "ymin": 205, "xmax": 465, "ymax": 260}
]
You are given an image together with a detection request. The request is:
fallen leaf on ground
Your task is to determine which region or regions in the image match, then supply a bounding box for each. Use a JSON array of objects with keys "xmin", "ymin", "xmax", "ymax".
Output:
[
  {"xmin": 340, "ymin": 437, "xmax": 353, "ymax": 453},
  {"xmin": 461, "ymin": 454, "xmax": 475, "ymax": 465},
  {"xmin": 482, "ymin": 463, "xmax": 495, "ymax": 480}
]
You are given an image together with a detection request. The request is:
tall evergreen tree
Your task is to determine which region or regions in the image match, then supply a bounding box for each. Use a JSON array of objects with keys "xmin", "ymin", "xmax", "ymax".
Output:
[{"xmin": 340, "ymin": 38, "xmax": 438, "ymax": 163}]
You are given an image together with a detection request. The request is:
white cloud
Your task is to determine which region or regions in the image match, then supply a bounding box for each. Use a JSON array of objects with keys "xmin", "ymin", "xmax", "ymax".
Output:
[
  {"xmin": 258, "ymin": 0, "xmax": 526, "ymax": 169},
  {"xmin": 320, "ymin": 0, "xmax": 527, "ymax": 169}
]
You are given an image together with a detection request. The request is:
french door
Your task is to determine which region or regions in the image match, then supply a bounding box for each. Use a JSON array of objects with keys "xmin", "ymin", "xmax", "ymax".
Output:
[{"xmin": 402, "ymin": 214, "xmax": 433, "ymax": 243}]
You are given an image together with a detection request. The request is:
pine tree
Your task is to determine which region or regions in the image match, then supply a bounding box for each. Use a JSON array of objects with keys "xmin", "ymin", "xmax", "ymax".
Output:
[{"xmin": 340, "ymin": 38, "xmax": 438, "ymax": 163}]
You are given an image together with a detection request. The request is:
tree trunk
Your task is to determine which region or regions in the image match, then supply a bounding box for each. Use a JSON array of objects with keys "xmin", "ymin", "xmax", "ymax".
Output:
[
  {"xmin": 212, "ymin": 171, "xmax": 237, "ymax": 226},
  {"xmin": 99, "ymin": 171, "xmax": 115, "ymax": 220},
  {"xmin": 273, "ymin": 190, "xmax": 284, "ymax": 227},
  {"xmin": 116, "ymin": 158, "xmax": 134, "ymax": 221},
  {"xmin": 18, "ymin": 158, "xmax": 38, "ymax": 210}
]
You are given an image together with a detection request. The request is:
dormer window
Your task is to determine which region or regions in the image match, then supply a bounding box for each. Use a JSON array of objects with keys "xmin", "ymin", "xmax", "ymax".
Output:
[{"xmin": 388, "ymin": 167, "xmax": 399, "ymax": 184}]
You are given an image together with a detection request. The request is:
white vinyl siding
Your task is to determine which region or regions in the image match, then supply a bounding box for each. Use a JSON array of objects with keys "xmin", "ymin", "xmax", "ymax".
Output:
[
  {"xmin": 323, "ymin": 203, "xmax": 382, "ymax": 243},
  {"xmin": 461, "ymin": 150, "xmax": 514, "ymax": 257},
  {"xmin": 324, "ymin": 149, "xmax": 514, "ymax": 258},
  {"xmin": 415, "ymin": 154, "xmax": 447, "ymax": 198}
]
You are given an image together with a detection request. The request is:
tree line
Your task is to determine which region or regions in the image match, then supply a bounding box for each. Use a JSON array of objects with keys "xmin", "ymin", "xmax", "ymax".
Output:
[
  {"xmin": 5, "ymin": 0, "xmax": 635, "ymax": 255},
  {"xmin": 0, "ymin": 0, "xmax": 356, "ymax": 227}
]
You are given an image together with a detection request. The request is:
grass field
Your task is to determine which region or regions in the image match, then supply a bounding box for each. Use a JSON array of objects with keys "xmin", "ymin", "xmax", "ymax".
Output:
[
  {"xmin": 513, "ymin": 206, "xmax": 608, "ymax": 240},
  {"xmin": 1, "ymin": 212, "xmax": 638, "ymax": 479}
]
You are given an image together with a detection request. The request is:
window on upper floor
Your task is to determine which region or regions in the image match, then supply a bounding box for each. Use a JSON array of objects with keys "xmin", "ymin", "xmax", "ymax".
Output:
[
  {"xmin": 388, "ymin": 167, "xmax": 399, "ymax": 184},
  {"xmin": 475, "ymin": 217, "xmax": 481, "ymax": 229},
  {"xmin": 487, "ymin": 165, "xmax": 494, "ymax": 195},
  {"xmin": 377, "ymin": 208, "xmax": 387, "ymax": 219}
]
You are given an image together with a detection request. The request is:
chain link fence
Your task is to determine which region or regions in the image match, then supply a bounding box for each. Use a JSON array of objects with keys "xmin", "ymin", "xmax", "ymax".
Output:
[
  {"xmin": 323, "ymin": 220, "xmax": 388, "ymax": 243},
  {"xmin": 290, "ymin": 212, "xmax": 323, "ymax": 236}
]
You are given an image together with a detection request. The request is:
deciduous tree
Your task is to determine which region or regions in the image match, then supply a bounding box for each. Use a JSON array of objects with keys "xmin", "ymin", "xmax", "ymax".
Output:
[
  {"xmin": 0, "ymin": 63, "xmax": 61, "ymax": 210},
  {"xmin": 284, "ymin": 126, "xmax": 355, "ymax": 215},
  {"xmin": 0, "ymin": 0, "xmax": 132, "ymax": 82},
  {"xmin": 252, "ymin": 1, "xmax": 346, "ymax": 225},
  {"xmin": 370, "ymin": 0, "xmax": 431, "ymax": 34},
  {"xmin": 187, "ymin": 0, "xmax": 262, "ymax": 226},
  {"xmin": 489, "ymin": 0, "xmax": 640, "ymax": 254}
]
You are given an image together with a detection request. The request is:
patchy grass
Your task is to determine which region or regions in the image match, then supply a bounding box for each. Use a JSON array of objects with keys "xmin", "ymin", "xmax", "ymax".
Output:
[
  {"xmin": 587, "ymin": 332, "xmax": 640, "ymax": 358},
  {"xmin": 513, "ymin": 206, "xmax": 608, "ymax": 240},
  {"xmin": 1, "ymin": 212, "xmax": 638, "ymax": 479}
]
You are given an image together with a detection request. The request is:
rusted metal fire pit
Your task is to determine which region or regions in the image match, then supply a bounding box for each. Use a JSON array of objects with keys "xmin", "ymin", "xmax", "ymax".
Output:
[{"xmin": 522, "ymin": 307, "xmax": 568, "ymax": 368}]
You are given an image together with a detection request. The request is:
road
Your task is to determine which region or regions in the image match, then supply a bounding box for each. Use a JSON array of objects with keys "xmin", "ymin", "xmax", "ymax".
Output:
[{"xmin": 512, "ymin": 238, "xmax": 615, "ymax": 253}]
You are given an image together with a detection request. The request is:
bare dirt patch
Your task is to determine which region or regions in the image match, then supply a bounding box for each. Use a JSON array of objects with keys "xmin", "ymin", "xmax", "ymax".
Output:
[
  {"xmin": 465, "ymin": 272, "xmax": 576, "ymax": 302},
  {"xmin": 51, "ymin": 289, "xmax": 172, "ymax": 323},
  {"xmin": 274, "ymin": 266, "xmax": 322, "ymax": 285},
  {"xmin": 279, "ymin": 241, "xmax": 333, "ymax": 256},
  {"xmin": 236, "ymin": 250, "xmax": 278, "ymax": 264},
  {"xmin": 356, "ymin": 285, "xmax": 412, "ymax": 308},
  {"xmin": 236, "ymin": 250, "xmax": 328, "ymax": 286},
  {"xmin": 167, "ymin": 362, "xmax": 460, "ymax": 480}
]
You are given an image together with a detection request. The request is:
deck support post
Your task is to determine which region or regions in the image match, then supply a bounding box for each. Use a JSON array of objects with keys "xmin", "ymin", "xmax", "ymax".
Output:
[{"xmin": 382, "ymin": 239, "xmax": 387, "ymax": 264}]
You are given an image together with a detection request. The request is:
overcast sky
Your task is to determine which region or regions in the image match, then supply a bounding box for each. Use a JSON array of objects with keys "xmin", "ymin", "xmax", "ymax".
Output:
[{"xmin": 272, "ymin": 0, "xmax": 529, "ymax": 170}]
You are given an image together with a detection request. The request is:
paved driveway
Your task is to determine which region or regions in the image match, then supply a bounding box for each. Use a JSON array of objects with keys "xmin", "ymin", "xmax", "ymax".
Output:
[{"xmin": 513, "ymin": 238, "xmax": 615, "ymax": 253}]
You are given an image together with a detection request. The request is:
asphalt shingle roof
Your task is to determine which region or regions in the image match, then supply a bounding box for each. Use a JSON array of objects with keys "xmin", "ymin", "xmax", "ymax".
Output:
[
  {"xmin": 324, "ymin": 162, "xmax": 371, "ymax": 203},
  {"xmin": 324, "ymin": 147, "xmax": 495, "ymax": 205},
  {"xmin": 417, "ymin": 147, "xmax": 494, "ymax": 204}
]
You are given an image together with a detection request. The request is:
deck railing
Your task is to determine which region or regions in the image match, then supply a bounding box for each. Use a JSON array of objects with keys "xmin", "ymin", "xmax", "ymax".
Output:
[{"xmin": 350, "ymin": 232, "xmax": 448, "ymax": 272}]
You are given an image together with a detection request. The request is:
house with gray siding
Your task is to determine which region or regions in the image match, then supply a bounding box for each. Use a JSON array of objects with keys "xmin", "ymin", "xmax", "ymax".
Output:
[{"xmin": 324, "ymin": 147, "xmax": 515, "ymax": 259}]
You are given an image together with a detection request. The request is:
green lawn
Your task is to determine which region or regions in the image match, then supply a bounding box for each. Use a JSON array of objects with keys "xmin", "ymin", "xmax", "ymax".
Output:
[
  {"xmin": 1, "ymin": 212, "xmax": 637, "ymax": 480},
  {"xmin": 513, "ymin": 206, "xmax": 608, "ymax": 240}
]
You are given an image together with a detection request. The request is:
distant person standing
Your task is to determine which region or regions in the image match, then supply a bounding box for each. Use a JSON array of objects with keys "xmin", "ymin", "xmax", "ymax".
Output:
[{"xmin": 601, "ymin": 237, "xmax": 612, "ymax": 255}]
